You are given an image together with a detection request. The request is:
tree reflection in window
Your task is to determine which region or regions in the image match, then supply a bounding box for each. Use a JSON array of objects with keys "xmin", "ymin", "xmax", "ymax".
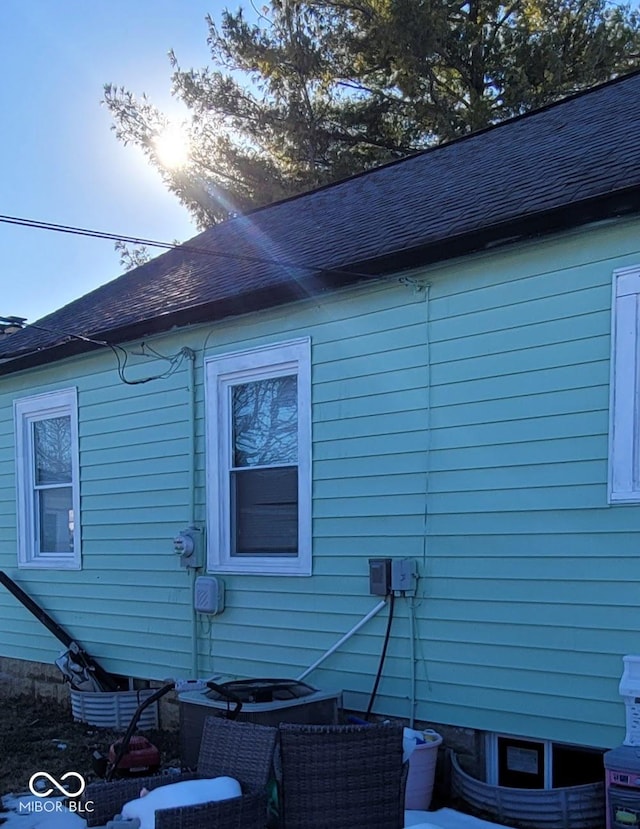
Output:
[
  {"xmin": 33, "ymin": 417, "xmax": 72, "ymax": 484},
  {"xmin": 32, "ymin": 416, "xmax": 73, "ymax": 553},
  {"xmin": 232, "ymin": 376, "xmax": 297, "ymax": 468}
]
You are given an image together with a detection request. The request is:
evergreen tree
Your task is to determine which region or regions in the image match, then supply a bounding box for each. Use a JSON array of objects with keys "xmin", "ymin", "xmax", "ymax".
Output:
[{"xmin": 104, "ymin": 0, "xmax": 640, "ymax": 228}]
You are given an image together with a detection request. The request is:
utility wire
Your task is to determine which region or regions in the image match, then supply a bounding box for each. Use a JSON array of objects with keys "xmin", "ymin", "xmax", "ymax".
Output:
[
  {"xmin": 0, "ymin": 213, "xmax": 374, "ymax": 280},
  {"xmin": 0, "ymin": 211, "xmax": 378, "ymax": 378}
]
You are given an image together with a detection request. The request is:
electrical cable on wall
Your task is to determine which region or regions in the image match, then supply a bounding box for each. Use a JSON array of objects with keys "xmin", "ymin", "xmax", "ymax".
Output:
[
  {"xmin": 106, "ymin": 343, "xmax": 194, "ymax": 386},
  {"xmin": 366, "ymin": 592, "xmax": 396, "ymax": 719},
  {"xmin": 0, "ymin": 316, "xmax": 193, "ymax": 386}
]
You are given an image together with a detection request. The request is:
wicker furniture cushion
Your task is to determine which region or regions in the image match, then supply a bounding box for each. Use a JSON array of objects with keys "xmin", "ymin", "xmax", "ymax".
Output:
[
  {"xmin": 83, "ymin": 716, "xmax": 277, "ymax": 828},
  {"xmin": 84, "ymin": 772, "xmax": 199, "ymax": 827},
  {"xmin": 278, "ymin": 722, "xmax": 405, "ymax": 829},
  {"xmin": 121, "ymin": 777, "xmax": 241, "ymax": 828},
  {"xmin": 155, "ymin": 787, "xmax": 268, "ymax": 829}
]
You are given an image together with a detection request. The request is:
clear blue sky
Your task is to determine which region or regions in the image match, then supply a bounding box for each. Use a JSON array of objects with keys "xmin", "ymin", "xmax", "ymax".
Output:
[{"xmin": 1, "ymin": 0, "xmax": 232, "ymax": 324}]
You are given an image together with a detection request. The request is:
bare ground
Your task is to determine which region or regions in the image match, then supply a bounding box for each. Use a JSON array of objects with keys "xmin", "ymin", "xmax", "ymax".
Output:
[{"xmin": 0, "ymin": 694, "xmax": 180, "ymax": 796}]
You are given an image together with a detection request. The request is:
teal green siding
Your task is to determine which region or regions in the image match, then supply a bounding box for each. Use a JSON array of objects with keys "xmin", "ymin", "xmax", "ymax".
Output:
[
  {"xmin": 419, "ymin": 218, "xmax": 640, "ymax": 748},
  {"xmin": 1, "ymin": 216, "xmax": 640, "ymax": 750}
]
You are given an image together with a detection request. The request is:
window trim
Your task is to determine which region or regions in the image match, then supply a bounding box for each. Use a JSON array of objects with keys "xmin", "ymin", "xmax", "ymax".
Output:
[
  {"xmin": 485, "ymin": 733, "xmax": 604, "ymax": 789},
  {"xmin": 609, "ymin": 265, "xmax": 640, "ymax": 503},
  {"xmin": 485, "ymin": 733, "xmax": 551, "ymax": 788},
  {"xmin": 205, "ymin": 338, "xmax": 311, "ymax": 575},
  {"xmin": 14, "ymin": 387, "xmax": 81, "ymax": 569}
]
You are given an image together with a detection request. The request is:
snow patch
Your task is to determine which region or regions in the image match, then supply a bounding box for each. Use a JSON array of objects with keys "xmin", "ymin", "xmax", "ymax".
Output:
[{"xmin": 1, "ymin": 794, "xmax": 87, "ymax": 828}]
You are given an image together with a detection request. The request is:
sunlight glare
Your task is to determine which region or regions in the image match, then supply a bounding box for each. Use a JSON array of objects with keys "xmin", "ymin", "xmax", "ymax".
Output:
[{"xmin": 153, "ymin": 124, "xmax": 190, "ymax": 169}]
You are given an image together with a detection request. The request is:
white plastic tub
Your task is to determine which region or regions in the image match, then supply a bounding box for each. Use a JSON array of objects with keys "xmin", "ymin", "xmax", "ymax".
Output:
[{"xmin": 405, "ymin": 730, "xmax": 443, "ymax": 810}]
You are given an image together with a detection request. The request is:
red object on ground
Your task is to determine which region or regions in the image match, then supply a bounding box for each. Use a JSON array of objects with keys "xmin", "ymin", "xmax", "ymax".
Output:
[{"xmin": 108, "ymin": 735, "xmax": 161, "ymax": 775}]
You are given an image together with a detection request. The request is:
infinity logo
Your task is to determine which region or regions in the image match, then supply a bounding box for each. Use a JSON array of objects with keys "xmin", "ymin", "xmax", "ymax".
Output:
[{"xmin": 28, "ymin": 771, "xmax": 86, "ymax": 798}]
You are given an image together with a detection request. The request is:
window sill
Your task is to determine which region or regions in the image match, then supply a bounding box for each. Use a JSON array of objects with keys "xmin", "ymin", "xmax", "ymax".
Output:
[
  {"xmin": 609, "ymin": 491, "xmax": 640, "ymax": 504},
  {"xmin": 18, "ymin": 558, "xmax": 81, "ymax": 571},
  {"xmin": 209, "ymin": 558, "xmax": 311, "ymax": 576}
]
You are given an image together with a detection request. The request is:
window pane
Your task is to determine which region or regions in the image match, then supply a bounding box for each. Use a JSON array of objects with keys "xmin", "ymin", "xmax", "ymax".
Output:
[
  {"xmin": 38, "ymin": 487, "xmax": 74, "ymax": 553},
  {"xmin": 33, "ymin": 417, "xmax": 72, "ymax": 484},
  {"xmin": 232, "ymin": 376, "xmax": 297, "ymax": 467},
  {"xmin": 231, "ymin": 467, "xmax": 298, "ymax": 554},
  {"xmin": 497, "ymin": 737, "xmax": 545, "ymax": 789}
]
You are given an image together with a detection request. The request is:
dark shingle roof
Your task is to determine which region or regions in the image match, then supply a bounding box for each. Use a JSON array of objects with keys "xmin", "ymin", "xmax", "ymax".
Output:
[{"xmin": 3, "ymin": 70, "xmax": 640, "ymax": 373}]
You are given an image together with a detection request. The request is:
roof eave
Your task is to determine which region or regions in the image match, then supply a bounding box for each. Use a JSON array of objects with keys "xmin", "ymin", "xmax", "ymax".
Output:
[
  {"xmin": 1, "ymin": 184, "xmax": 638, "ymax": 378},
  {"xmin": 348, "ymin": 184, "xmax": 640, "ymax": 275},
  {"xmin": 0, "ymin": 269, "xmax": 360, "ymax": 377}
]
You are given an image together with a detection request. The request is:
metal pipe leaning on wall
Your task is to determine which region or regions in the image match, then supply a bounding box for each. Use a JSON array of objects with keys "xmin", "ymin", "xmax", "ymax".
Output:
[{"xmin": 296, "ymin": 598, "xmax": 388, "ymax": 682}]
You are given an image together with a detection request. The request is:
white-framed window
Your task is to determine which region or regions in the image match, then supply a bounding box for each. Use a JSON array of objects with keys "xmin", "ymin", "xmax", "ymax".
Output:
[
  {"xmin": 14, "ymin": 388, "xmax": 81, "ymax": 569},
  {"xmin": 609, "ymin": 265, "xmax": 640, "ymax": 502},
  {"xmin": 205, "ymin": 338, "xmax": 311, "ymax": 575}
]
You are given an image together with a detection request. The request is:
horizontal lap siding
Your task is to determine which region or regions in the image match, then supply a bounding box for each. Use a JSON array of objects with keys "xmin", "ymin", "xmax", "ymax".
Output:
[
  {"xmin": 83, "ymin": 361, "xmax": 194, "ymax": 677},
  {"xmin": 197, "ymin": 285, "xmax": 429, "ymax": 707},
  {"xmin": 2, "ymin": 218, "xmax": 640, "ymax": 750},
  {"xmin": 419, "ymin": 219, "xmax": 640, "ymax": 747},
  {"xmin": 0, "ymin": 282, "xmax": 429, "ymax": 703},
  {"xmin": 0, "ymin": 352, "xmax": 196, "ymax": 678}
]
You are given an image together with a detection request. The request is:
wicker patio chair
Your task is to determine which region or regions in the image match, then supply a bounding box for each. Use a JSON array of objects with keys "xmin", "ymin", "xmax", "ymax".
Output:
[
  {"xmin": 277, "ymin": 722, "xmax": 406, "ymax": 829},
  {"xmin": 82, "ymin": 716, "xmax": 277, "ymax": 828}
]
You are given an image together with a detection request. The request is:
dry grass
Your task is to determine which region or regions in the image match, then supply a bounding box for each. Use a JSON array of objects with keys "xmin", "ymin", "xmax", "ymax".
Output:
[{"xmin": 0, "ymin": 694, "xmax": 179, "ymax": 795}]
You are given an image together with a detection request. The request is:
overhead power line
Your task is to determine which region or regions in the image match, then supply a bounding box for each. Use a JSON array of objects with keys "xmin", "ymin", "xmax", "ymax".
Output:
[{"xmin": 0, "ymin": 213, "xmax": 373, "ymax": 280}]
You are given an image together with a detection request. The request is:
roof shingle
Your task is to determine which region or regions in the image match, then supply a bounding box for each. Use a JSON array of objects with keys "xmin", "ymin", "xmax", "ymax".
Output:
[{"xmin": 3, "ymin": 70, "xmax": 640, "ymax": 371}]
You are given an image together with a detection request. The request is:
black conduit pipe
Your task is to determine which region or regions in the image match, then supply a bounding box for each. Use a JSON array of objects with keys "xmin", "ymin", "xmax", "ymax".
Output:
[{"xmin": 366, "ymin": 592, "xmax": 396, "ymax": 719}]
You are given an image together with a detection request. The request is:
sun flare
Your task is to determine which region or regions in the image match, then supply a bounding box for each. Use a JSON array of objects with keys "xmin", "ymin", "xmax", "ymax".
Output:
[{"xmin": 153, "ymin": 125, "xmax": 190, "ymax": 169}]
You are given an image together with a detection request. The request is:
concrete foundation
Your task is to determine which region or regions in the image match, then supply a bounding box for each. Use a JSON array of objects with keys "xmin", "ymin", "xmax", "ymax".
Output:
[
  {"xmin": 0, "ymin": 655, "xmax": 68, "ymax": 704},
  {"xmin": 0, "ymin": 655, "xmax": 179, "ymax": 729}
]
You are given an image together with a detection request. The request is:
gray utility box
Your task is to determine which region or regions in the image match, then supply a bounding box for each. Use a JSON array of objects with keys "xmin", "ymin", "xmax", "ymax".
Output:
[{"xmin": 179, "ymin": 679, "xmax": 342, "ymax": 768}]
